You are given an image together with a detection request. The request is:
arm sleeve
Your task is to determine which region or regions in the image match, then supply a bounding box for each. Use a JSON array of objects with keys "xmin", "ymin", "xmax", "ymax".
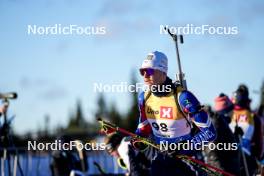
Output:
[
  {"xmin": 178, "ymin": 90, "xmax": 217, "ymax": 145},
  {"xmin": 135, "ymin": 91, "xmax": 152, "ymax": 137}
]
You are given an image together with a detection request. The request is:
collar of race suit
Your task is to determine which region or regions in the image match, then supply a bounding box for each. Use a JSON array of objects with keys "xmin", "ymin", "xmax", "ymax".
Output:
[{"xmin": 151, "ymin": 76, "xmax": 175, "ymax": 97}]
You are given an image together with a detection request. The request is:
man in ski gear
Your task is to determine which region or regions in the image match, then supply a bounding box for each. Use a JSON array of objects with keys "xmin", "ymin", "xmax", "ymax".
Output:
[
  {"xmin": 135, "ymin": 51, "xmax": 216, "ymax": 175},
  {"xmin": 229, "ymin": 84, "xmax": 262, "ymax": 175},
  {"xmin": 230, "ymin": 85, "xmax": 254, "ymax": 155}
]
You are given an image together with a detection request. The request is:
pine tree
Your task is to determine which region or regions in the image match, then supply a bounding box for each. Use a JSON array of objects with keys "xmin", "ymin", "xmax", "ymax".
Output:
[
  {"xmin": 44, "ymin": 114, "xmax": 50, "ymax": 136},
  {"xmin": 67, "ymin": 99, "xmax": 88, "ymax": 132},
  {"xmin": 124, "ymin": 70, "xmax": 139, "ymax": 131},
  {"xmin": 95, "ymin": 93, "xmax": 108, "ymax": 120},
  {"xmin": 108, "ymin": 102, "xmax": 122, "ymax": 126}
]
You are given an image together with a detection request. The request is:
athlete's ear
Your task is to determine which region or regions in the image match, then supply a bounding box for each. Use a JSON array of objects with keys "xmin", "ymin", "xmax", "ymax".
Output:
[{"xmin": 163, "ymin": 72, "xmax": 167, "ymax": 78}]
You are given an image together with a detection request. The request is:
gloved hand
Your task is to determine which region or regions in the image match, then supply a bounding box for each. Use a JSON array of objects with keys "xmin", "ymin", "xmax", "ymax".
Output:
[
  {"xmin": 234, "ymin": 125, "xmax": 244, "ymax": 137},
  {"xmin": 142, "ymin": 145, "xmax": 158, "ymax": 161},
  {"xmin": 128, "ymin": 144, "xmax": 136, "ymax": 158}
]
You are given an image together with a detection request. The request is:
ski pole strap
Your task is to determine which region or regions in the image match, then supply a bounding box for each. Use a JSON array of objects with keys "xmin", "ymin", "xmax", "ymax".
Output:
[
  {"xmin": 98, "ymin": 118, "xmax": 136, "ymax": 136},
  {"xmin": 98, "ymin": 118, "xmax": 116, "ymax": 134},
  {"xmin": 178, "ymin": 155, "xmax": 235, "ymax": 176}
]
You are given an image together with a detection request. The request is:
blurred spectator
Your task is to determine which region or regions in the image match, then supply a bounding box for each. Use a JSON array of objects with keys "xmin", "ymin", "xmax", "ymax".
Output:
[
  {"xmin": 0, "ymin": 104, "xmax": 8, "ymax": 116},
  {"xmin": 50, "ymin": 135, "xmax": 88, "ymax": 176},
  {"xmin": 203, "ymin": 94, "xmax": 241, "ymax": 176},
  {"xmin": 230, "ymin": 84, "xmax": 262, "ymax": 175}
]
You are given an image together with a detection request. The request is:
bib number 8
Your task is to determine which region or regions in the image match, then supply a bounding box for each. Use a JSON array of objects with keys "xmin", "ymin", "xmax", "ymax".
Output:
[{"xmin": 151, "ymin": 122, "xmax": 168, "ymax": 132}]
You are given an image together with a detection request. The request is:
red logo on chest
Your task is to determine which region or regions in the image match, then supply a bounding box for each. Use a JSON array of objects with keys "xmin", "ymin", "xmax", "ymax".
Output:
[{"xmin": 160, "ymin": 106, "xmax": 173, "ymax": 119}]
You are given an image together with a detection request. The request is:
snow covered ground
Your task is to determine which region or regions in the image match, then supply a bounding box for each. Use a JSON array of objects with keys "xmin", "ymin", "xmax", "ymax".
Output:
[{"xmin": 0, "ymin": 151, "xmax": 125, "ymax": 176}]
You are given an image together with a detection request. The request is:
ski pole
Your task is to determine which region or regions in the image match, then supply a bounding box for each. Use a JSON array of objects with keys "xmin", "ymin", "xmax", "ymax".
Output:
[
  {"xmin": 179, "ymin": 155, "xmax": 235, "ymax": 176},
  {"xmin": 98, "ymin": 118, "xmax": 234, "ymax": 176}
]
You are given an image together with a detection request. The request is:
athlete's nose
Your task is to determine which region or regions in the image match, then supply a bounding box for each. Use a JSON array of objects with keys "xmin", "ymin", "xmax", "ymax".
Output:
[{"xmin": 143, "ymin": 71, "xmax": 150, "ymax": 78}]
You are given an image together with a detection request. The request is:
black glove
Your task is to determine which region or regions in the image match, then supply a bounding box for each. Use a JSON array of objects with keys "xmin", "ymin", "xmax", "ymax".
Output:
[
  {"xmin": 234, "ymin": 126, "xmax": 244, "ymax": 137},
  {"xmin": 128, "ymin": 144, "xmax": 136, "ymax": 158}
]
